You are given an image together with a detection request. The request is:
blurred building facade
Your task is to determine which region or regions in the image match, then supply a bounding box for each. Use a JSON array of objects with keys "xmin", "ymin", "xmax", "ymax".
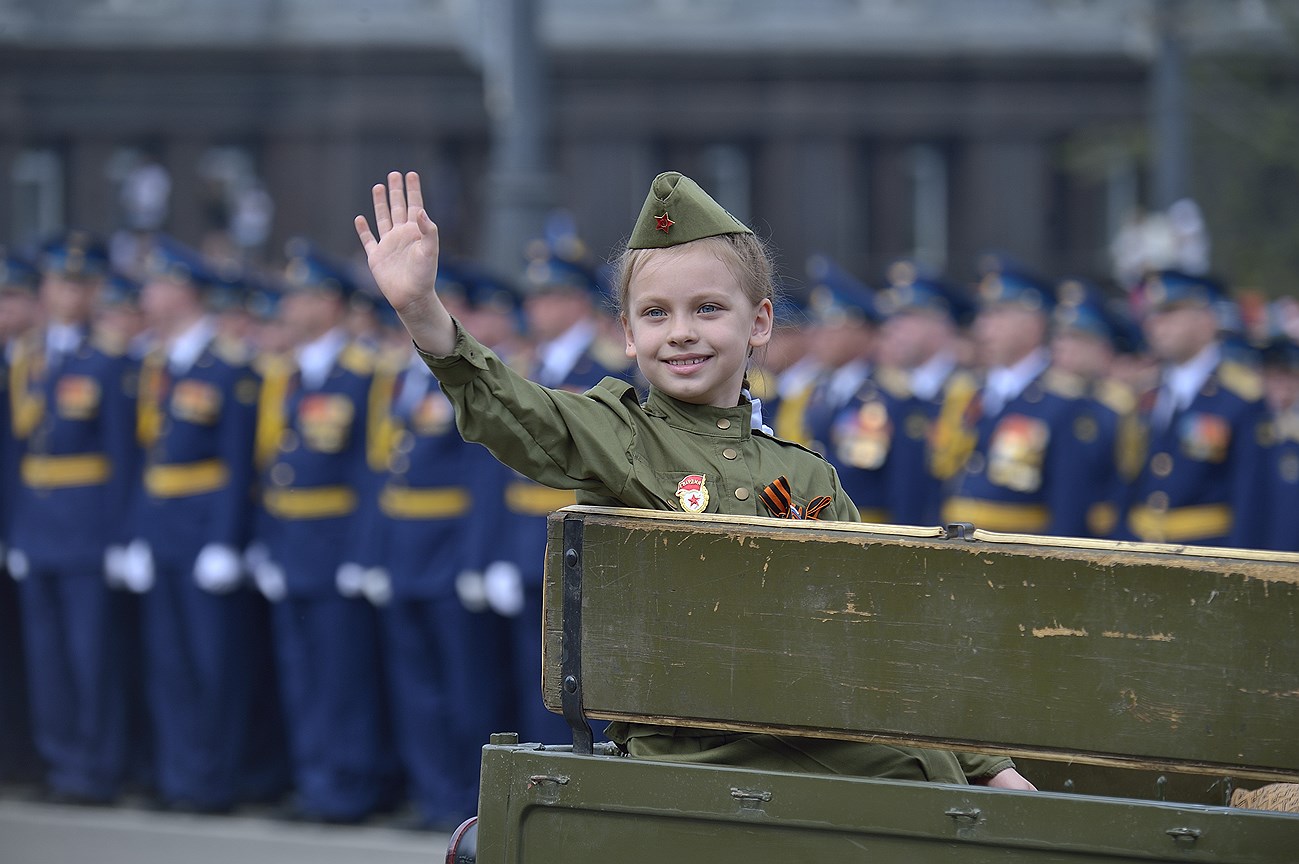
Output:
[{"xmin": 0, "ymin": 0, "xmax": 1289, "ymax": 283}]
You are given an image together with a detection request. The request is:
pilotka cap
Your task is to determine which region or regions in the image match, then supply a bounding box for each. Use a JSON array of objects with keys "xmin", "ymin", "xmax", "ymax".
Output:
[{"xmin": 627, "ymin": 171, "xmax": 753, "ymax": 250}]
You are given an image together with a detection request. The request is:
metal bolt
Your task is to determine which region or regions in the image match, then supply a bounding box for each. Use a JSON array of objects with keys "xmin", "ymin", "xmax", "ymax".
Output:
[
  {"xmin": 565, "ymin": 548, "xmax": 578, "ymax": 568},
  {"xmin": 563, "ymin": 675, "xmax": 577, "ymax": 693}
]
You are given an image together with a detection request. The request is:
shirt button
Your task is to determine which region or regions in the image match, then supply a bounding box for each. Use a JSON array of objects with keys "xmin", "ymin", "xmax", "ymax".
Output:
[
  {"xmin": 1147, "ymin": 491, "xmax": 1170, "ymax": 513},
  {"xmin": 966, "ymin": 452, "xmax": 985, "ymax": 474},
  {"xmin": 716, "ymin": 418, "xmax": 731, "ymax": 430},
  {"xmin": 722, "ymin": 448, "xmax": 737, "ymax": 460},
  {"xmin": 1151, "ymin": 452, "xmax": 1173, "ymax": 477},
  {"xmin": 270, "ymin": 463, "xmax": 294, "ymax": 486},
  {"xmin": 734, "ymin": 487, "xmax": 750, "ymax": 501}
]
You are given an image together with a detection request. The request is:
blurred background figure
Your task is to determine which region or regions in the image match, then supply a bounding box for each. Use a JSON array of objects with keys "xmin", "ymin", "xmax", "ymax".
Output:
[
  {"xmin": 250, "ymin": 241, "xmax": 400, "ymax": 823},
  {"xmin": 781, "ymin": 255, "xmax": 879, "ymax": 453},
  {"xmin": 1258, "ymin": 305, "xmax": 1299, "ymax": 552},
  {"xmin": 1048, "ymin": 278, "xmax": 1144, "ymax": 538},
  {"xmin": 126, "ymin": 235, "xmax": 271, "ymax": 813},
  {"xmin": 937, "ymin": 260, "xmax": 1091, "ymax": 537},
  {"xmin": 0, "ymin": 250, "xmax": 43, "ymax": 787},
  {"xmin": 6, "ymin": 232, "xmax": 137, "ymax": 805},
  {"xmin": 874, "ymin": 260, "xmax": 975, "ymax": 525},
  {"xmin": 1118, "ymin": 270, "xmax": 1269, "ymax": 548}
]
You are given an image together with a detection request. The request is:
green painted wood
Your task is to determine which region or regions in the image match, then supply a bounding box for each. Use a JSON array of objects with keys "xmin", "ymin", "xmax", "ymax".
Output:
[
  {"xmin": 542, "ymin": 507, "xmax": 1299, "ymax": 780},
  {"xmin": 474, "ymin": 745, "xmax": 1299, "ymax": 864}
]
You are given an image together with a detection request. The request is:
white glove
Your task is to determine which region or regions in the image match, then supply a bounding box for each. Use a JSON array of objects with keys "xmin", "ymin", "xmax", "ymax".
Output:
[
  {"xmin": 455, "ymin": 570, "xmax": 488, "ymax": 613},
  {"xmin": 484, "ymin": 560, "xmax": 525, "ymax": 618},
  {"xmin": 362, "ymin": 567, "xmax": 392, "ymax": 607},
  {"xmin": 253, "ymin": 559, "xmax": 287, "ymax": 602},
  {"xmin": 194, "ymin": 543, "xmax": 243, "ymax": 594},
  {"xmin": 243, "ymin": 541, "xmax": 271, "ymax": 576},
  {"xmin": 121, "ymin": 539, "xmax": 155, "ymax": 594},
  {"xmin": 6, "ymin": 547, "xmax": 28, "ymax": 581},
  {"xmin": 104, "ymin": 544, "xmax": 128, "ymax": 589},
  {"xmin": 335, "ymin": 562, "xmax": 366, "ymax": 598}
]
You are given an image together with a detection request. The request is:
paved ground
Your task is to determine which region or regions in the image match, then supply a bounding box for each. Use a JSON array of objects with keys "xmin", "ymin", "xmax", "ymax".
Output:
[{"xmin": 0, "ymin": 794, "xmax": 450, "ymax": 864}]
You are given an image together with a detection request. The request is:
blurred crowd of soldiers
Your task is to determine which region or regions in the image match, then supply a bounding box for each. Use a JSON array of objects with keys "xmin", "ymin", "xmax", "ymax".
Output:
[{"xmin": 1, "ymin": 211, "xmax": 1297, "ymax": 830}]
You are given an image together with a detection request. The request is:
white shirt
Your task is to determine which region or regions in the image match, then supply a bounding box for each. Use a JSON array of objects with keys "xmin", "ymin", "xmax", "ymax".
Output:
[
  {"xmin": 983, "ymin": 347, "xmax": 1051, "ymax": 416},
  {"xmin": 46, "ymin": 323, "xmax": 83, "ymax": 366},
  {"xmin": 825, "ymin": 359, "xmax": 872, "ymax": 412},
  {"xmin": 295, "ymin": 327, "xmax": 348, "ymax": 390},
  {"xmin": 909, "ymin": 351, "xmax": 957, "ymax": 403},
  {"xmin": 1154, "ymin": 342, "xmax": 1220, "ymax": 430},
  {"xmin": 165, "ymin": 316, "xmax": 216, "ymax": 376},
  {"xmin": 535, "ymin": 319, "xmax": 596, "ymax": 388}
]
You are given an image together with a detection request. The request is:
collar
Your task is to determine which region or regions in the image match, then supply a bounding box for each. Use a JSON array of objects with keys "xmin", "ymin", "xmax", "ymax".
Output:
[
  {"xmin": 643, "ymin": 388, "xmax": 754, "ymax": 440},
  {"xmin": 46, "ymin": 323, "xmax": 84, "ymax": 356},
  {"xmin": 986, "ymin": 347, "xmax": 1051, "ymax": 404},
  {"xmin": 826, "ymin": 359, "xmax": 872, "ymax": 408},
  {"xmin": 166, "ymin": 316, "xmax": 216, "ymax": 375},
  {"xmin": 536, "ymin": 319, "xmax": 597, "ymax": 386},
  {"xmin": 1163, "ymin": 342, "xmax": 1220, "ymax": 408},
  {"xmin": 295, "ymin": 327, "xmax": 348, "ymax": 389},
  {"xmin": 910, "ymin": 351, "xmax": 957, "ymax": 402}
]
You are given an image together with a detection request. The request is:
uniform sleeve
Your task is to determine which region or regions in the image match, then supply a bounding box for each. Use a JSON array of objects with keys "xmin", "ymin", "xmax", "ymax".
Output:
[{"xmin": 418, "ymin": 321, "xmax": 638, "ymax": 501}]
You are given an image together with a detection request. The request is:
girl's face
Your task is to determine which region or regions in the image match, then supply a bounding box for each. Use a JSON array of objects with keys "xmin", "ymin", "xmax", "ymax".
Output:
[{"xmin": 622, "ymin": 243, "xmax": 772, "ymax": 408}]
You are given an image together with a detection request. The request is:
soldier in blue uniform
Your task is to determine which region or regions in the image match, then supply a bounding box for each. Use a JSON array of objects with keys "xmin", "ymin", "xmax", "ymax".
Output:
[
  {"xmin": 1261, "ymin": 325, "xmax": 1299, "ymax": 551},
  {"xmin": 251, "ymin": 242, "xmax": 398, "ymax": 823},
  {"xmin": 484, "ymin": 245, "xmax": 634, "ymax": 743},
  {"xmin": 123, "ymin": 236, "xmax": 266, "ymax": 812},
  {"xmin": 6, "ymin": 233, "xmax": 138, "ymax": 803},
  {"xmin": 937, "ymin": 262, "xmax": 1091, "ymax": 537},
  {"xmin": 1047, "ymin": 279, "xmax": 1144, "ymax": 538},
  {"xmin": 870, "ymin": 261, "xmax": 975, "ymax": 526},
  {"xmin": 0, "ymin": 251, "xmax": 42, "ymax": 784},
  {"xmin": 352, "ymin": 261, "xmax": 516, "ymax": 828},
  {"xmin": 1116, "ymin": 270, "xmax": 1269, "ymax": 548},
  {"xmin": 787, "ymin": 255, "xmax": 880, "ymax": 462}
]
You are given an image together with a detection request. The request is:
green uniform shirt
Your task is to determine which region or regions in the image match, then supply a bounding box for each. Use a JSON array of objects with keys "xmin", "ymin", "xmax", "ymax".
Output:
[{"xmin": 420, "ymin": 321, "xmax": 1012, "ymax": 784}]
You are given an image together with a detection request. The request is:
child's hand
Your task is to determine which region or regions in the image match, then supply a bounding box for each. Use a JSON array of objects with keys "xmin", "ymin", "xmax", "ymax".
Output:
[{"xmin": 354, "ymin": 171, "xmax": 455, "ymax": 354}]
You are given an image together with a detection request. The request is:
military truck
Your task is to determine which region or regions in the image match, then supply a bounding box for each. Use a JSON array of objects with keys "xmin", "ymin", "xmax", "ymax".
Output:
[{"xmin": 447, "ymin": 506, "xmax": 1299, "ymax": 862}]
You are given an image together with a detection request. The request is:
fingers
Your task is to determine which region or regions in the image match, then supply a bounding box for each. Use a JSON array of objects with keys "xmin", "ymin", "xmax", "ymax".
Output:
[
  {"xmin": 387, "ymin": 171, "xmax": 408, "ymax": 226},
  {"xmin": 371, "ymin": 182, "xmax": 392, "ymax": 235},
  {"xmin": 354, "ymin": 215, "xmax": 376, "ymax": 254},
  {"xmin": 405, "ymin": 171, "xmax": 424, "ymax": 215}
]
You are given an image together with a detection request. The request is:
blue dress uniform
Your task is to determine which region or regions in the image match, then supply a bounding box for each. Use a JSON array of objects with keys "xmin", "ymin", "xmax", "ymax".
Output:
[
  {"xmin": 1117, "ymin": 272, "xmax": 1270, "ymax": 549},
  {"xmin": 1048, "ymin": 279, "xmax": 1144, "ymax": 538},
  {"xmin": 794, "ymin": 256, "xmax": 880, "ymax": 460},
  {"xmin": 356, "ymin": 343, "xmax": 510, "ymax": 828},
  {"xmin": 1262, "ymin": 334, "xmax": 1299, "ymax": 552},
  {"xmin": 253, "ymin": 248, "xmax": 397, "ymax": 822},
  {"xmin": 0, "ymin": 253, "xmax": 41, "ymax": 783},
  {"xmin": 490, "ymin": 250, "xmax": 633, "ymax": 743},
  {"xmin": 938, "ymin": 268, "xmax": 1091, "ymax": 537},
  {"xmin": 130, "ymin": 239, "xmax": 265, "ymax": 811},
  {"xmin": 6, "ymin": 234, "xmax": 137, "ymax": 802},
  {"xmin": 864, "ymin": 263, "xmax": 977, "ymax": 526}
]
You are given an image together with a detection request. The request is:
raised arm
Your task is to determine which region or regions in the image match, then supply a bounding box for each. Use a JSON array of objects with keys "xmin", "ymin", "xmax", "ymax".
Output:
[{"xmin": 354, "ymin": 171, "xmax": 457, "ymax": 356}]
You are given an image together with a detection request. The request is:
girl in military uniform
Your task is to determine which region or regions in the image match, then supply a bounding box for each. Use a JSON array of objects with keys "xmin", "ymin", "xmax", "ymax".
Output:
[{"xmin": 355, "ymin": 170, "xmax": 1032, "ymax": 790}]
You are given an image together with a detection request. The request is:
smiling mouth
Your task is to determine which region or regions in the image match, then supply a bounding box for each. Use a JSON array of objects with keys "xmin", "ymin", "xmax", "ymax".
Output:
[{"xmin": 666, "ymin": 357, "xmax": 708, "ymax": 367}]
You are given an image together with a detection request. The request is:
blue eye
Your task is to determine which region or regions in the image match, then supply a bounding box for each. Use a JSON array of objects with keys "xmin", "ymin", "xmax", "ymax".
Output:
[
  {"xmin": 698, "ymin": 303, "xmax": 718, "ymax": 314},
  {"xmin": 644, "ymin": 308, "xmax": 665, "ymax": 318}
]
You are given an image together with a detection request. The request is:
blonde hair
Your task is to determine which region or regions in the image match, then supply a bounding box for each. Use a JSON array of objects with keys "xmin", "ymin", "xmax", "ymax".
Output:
[{"xmin": 612, "ymin": 233, "xmax": 778, "ymax": 319}]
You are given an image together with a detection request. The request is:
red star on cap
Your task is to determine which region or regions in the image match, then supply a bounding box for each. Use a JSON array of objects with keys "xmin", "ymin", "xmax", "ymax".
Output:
[{"xmin": 654, "ymin": 212, "xmax": 674, "ymax": 234}]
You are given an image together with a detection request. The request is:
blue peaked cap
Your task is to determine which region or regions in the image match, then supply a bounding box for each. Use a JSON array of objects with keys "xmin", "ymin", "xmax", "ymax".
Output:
[
  {"xmin": 282, "ymin": 238, "xmax": 357, "ymax": 298},
  {"xmin": 0, "ymin": 252, "xmax": 40, "ymax": 292},
  {"xmin": 878, "ymin": 259, "xmax": 975, "ymax": 325},
  {"xmin": 39, "ymin": 230, "xmax": 110, "ymax": 279},
  {"xmin": 805, "ymin": 254, "xmax": 879, "ymax": 325},
  {"xmin": 1053, "ymin": 279, "xmax": 1142, "ymax": 354}
]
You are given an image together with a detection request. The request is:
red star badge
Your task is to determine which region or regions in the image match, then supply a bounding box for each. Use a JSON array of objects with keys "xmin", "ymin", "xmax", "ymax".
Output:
[{"xmin": 654, "ymin": 212, "xmax": 674, "ymax": 234}]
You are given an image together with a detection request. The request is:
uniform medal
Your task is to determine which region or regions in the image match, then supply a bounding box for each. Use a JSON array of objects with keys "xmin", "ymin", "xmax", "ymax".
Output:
[{"xmin": 676, "ymin": 474, "xmax": 709, "ymax": 513}]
